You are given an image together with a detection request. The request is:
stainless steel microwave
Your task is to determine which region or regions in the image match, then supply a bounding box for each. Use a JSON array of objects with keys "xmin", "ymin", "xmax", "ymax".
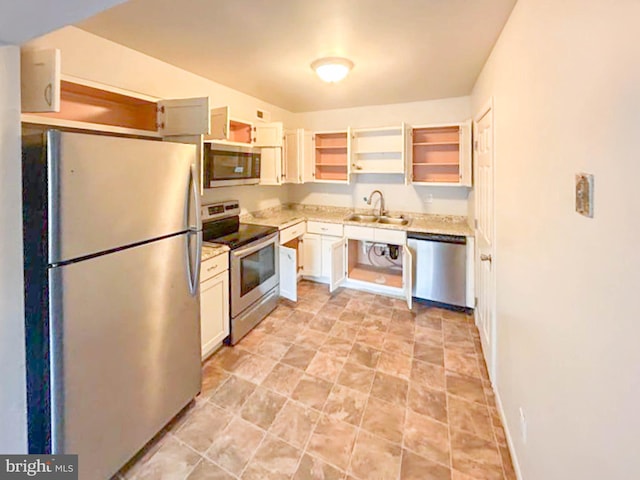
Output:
[{"xmin": 204, "ymin": 142, "xmax": 261, "ymax": 187}]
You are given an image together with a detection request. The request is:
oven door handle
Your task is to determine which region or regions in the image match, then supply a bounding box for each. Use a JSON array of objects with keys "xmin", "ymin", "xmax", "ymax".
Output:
[{"xmin": 231, "ymin": 232, "xmax": 279, "ymax": 258}]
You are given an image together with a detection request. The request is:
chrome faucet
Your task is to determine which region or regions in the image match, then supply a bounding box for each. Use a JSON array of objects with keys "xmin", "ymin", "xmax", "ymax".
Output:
[{"xmin": 365, "ymin": 190, "xmax": 386, "ymax": 217}]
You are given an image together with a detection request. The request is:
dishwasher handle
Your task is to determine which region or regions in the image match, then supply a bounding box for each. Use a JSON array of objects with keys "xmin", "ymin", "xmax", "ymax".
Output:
[{"xmin": 407, "ymin": 232, "xmax": 467, "ymax": 244}]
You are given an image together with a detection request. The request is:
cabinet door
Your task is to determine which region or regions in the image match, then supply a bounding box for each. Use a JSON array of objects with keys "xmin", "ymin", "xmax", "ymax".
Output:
[
  {"xmin": 301, "ymin": 130, "xmax": 315, "ymax": 183},
  {"xmin": 21, "ymin": 48, "xmax": 61, "ymax": 112},
  {"xmin": 320, "ymin": 235, "xmax": 339, "ymax": 277},
  {"xmin": 254, "ymin": 122, "xmax": 283, "ymax": 147},
  {"xmin": 260, "ymin": 147, "xmax": 282, "ymax": 185},
  {"xmin": 404, "ymin": 124, "xmax": 413, "ymax": 185},
  {"xmin": 302, "ymin": 234, "xmax": 322, "ymax": 277},
  {"xmin": 158, "ymin": 97, "xmax": 210, "ymax": 136},
  {"xmin": 329, "ymin": 237, "xmax": 346, "ymax": 293},
  {"xmin": 283, "ymin": 129, "xmax": 300, "ymax": 184},
  {"xmin": 208, "ymin": 106, "xmax": 230, "ymax": 140},
  {"xmin": 459, "ymin": 119, "xmax": 473, "ymax": 187},
  {"xmin": 200, "ymin": 271, "xmax": 229, "ymax": 359},
  {"xmin": 403, "ymin": 242, "xmax": 413, "ymax": 310},
  {"xmin": 279, "ymin": 244, "xmax": 298, "ymax": 301}
]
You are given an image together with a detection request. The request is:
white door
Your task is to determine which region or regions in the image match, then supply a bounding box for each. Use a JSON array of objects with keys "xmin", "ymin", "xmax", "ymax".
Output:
[
  {"xmin": 403, "ymin": 243, "xmax": 413, "ymax": 309},
  {"xmin": 329, "ymin": 238, "xmax": 346, "ymax": 293},
  {"xmin": 254, "ymin": 122, "xmax": 283, "ymax": 147},
  {"xmin": 301, "ymin": 131, "xmax": 315, "ymax": 183},
  {"xmin": 158, "ymin": 97, "xmax": 210, "ymax": 136},
  {"xmin": 200, "ymin": 271, "xmax": 229, "ymax": 359},
  {"xmin": 208, "ymin": 106, "xmax": 230, "ymax": 140},
  {"xmin": 21, "ymin": 48, "xmax": 61, "ymax": 112},
  {"xmin": 279, "ymin": 244, "xmax": 298, "ymax": 301},
  {"xmin": 302, "ymin": 234, "xmax": 322, "ymax": 276},
  {"xmin": 474, "ymin": 99, "xmax": 496, "ymax": 378},
  {"xmin": 283, "ymin": 129, "xmax": 300, "ymax": 184},
  {"xmin": 260, "ymin": 147, "xmax": 282, "ymax": 185}
]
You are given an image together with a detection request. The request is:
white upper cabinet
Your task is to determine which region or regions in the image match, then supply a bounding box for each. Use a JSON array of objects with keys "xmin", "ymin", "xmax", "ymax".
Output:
[
  {"xmin": 157, "ymin": 97, "xmax": 210, "ymax": 136},
  {"xmin": 283, "ymin": 128, "xmax": 314, "ymax": 184},
  {"xmin": 409, "ymin": 120, "xmax": 472, "ymax": 187},
  {"xmin": 253, "ymin": 122, "xmax": 283, "ymax": 147},
  {"xmin": 21, "ymin": 48, "xmax": 61, "ymax": 113},
  {"xmin": 208, "ymin": 106, "xmax": 229, "ymax": 140},
  {"xmin": 350, "ymin": 124, "xmax": 406, "ymax": 175},
  {"xmin": 312, "ymin": 129, "xmax": 351, "ymax": 184},
  {"xmin": 260, "ymin": 147, "xmax": 282, "ymax": 185}
]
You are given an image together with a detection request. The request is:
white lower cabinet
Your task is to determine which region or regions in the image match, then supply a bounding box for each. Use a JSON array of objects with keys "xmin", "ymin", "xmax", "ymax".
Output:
[
  {"xmin": 302, "ymin": 234, "xmax": 322, "ymax": 277},
  {"xmin": 200, "ymin": 266, "xmax": 229, "ymax": 360}
]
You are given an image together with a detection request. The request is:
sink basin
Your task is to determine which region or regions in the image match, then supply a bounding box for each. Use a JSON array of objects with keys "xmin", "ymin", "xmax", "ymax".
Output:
[
  {"xmin": 344, "ymin": 214, "xmax": 379, "ymax": 223},
  {"xmin": 377, "ymin": 215, "xmax": 410, "ymax": 226}
]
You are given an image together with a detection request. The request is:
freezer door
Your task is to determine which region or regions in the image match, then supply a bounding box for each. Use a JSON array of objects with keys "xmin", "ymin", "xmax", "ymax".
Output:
[
  {"xmin": 48, "ymin": 234, "xmax": 201, "ymax": 479},
  {"xmin": 47, "ymin": 131, "xmax": 198, "ymax": 263}
]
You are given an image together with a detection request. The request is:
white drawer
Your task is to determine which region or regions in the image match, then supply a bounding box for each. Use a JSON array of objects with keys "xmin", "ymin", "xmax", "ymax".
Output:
[
  {"xmin": 307, "ymin": 221, "xmax": 343, "ymax": 236},
  {"xmin": 374, "ymin": 228, "xmax": 406, "ymax": 245},
  {"xmin": 201, "ymin": 253, "xmax": 229, "ymax": 283},
  {"xmin": 280, "ymin": 221, "xmax": 306, "ymax": 244},
  {"xmin": 344, "ymin": 225, "xmax": 375, "ymax": 240}
]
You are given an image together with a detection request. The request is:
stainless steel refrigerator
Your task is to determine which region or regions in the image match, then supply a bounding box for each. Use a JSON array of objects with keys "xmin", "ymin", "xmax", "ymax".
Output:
[{"xmin": 22, "ymin": 129, "xmax": 203, "ymax": 479}]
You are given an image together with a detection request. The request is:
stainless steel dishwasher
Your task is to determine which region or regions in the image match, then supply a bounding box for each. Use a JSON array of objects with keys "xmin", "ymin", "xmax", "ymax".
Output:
[{"xmin": 407, "ymin": 232, "xmax": 467, "ymax": 307}]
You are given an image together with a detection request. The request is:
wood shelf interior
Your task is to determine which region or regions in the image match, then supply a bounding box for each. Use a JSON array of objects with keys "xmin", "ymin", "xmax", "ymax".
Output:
[
  {"xmin": 315, "ymin": 132, "xmax": 348, "ymax": 181},
  {"xmin": 35, "ymin": 80, "xmax": 158, "ymax": 131},
  {"xmin": 412, "ymin": 126, "xmax": 461, "ymax": 183},
  {"xmin": 229, "ymin": 120, "xmax": 252, "ymax": 143},
  {"xmin": 346, "ymin": 240, "xmax": 403, "ymax": 289}
]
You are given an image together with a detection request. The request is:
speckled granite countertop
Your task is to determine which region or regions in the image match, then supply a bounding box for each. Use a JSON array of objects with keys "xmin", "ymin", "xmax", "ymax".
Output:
[
  {"xmin": 240, "ymin": 204, "xmax": 474, "ymax": 237},
  {"xmin": 201, "ymin": 243, "xmax": 229, "ymax": 262}
]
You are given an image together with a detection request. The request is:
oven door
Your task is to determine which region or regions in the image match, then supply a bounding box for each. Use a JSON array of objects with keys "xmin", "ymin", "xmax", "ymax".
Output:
[
  {"xmin": 230, "ymin": 232, "xmax": 279, "ymax": 317},
  {"xmin": 206, "ymin": 144, "xmax": 261, "ymax": 187}
]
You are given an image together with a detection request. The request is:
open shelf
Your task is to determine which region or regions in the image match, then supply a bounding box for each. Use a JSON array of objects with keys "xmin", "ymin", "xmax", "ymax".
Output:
[
  {"xmin": 229, "ymin": 119, "xmax": 252, "ymax": 144},
  {"xmin": 351, "ymin": 125, "xmax": 405, "ymax": 174},
  {"xmin": 412, "ymin": 125, "xmax": 462, "ymax": 184},
  {"xmin": 314, "ymin": 132, "xmax": 348, "ymax": 182},
  {"xmin": 348, "ymin": 264, "xmax": 403, "ymax": 288}
]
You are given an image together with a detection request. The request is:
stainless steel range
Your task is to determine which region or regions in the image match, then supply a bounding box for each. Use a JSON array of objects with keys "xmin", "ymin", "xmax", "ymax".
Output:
[{"xmin": 202, "ymin": 201, "xmax": 279, "ymax": 344}]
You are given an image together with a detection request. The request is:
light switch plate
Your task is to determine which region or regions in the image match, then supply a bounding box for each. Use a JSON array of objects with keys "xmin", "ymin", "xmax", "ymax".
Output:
[{"xmin": 575, "ymin": 173, "xmax": 594, "ymax": 217}]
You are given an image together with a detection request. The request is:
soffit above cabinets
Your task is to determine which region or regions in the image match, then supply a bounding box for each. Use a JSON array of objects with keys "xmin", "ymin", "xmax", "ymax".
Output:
[{"xmin": 76, "ymin": 0, "xmax": 516, "ymax": 113}]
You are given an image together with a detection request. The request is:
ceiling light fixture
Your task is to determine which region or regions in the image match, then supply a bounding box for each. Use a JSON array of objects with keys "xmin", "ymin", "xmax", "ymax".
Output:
[{"xmin": 311, "ymin": 57, "xmax": 354, "ymax": 83}]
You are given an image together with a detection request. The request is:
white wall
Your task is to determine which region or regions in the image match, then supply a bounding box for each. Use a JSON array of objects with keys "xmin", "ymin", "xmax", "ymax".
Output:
[
  {"xmin": 24, "ymin": 26, "xmax": 294, "ymax": 213},
  {"xmin": 471, "ymin": 1, "xmax": 640, "ymax": 479},
  {"xmin": 291, "ymin": 97, "xmax": 472, "ymax": 215},
  {"xmin": 0, "ymin": 45, "xmax": 28, "ymax": 453}
]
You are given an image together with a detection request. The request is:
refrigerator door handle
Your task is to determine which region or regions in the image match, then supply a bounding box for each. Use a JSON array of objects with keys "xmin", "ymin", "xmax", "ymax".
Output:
[
  {"xmin": 189, "ymin": 163, "xmax": 202, "ymax": 232},
  {"xmin": 186, "ymin": 230, "xmax": 202, "ymax": 296}
]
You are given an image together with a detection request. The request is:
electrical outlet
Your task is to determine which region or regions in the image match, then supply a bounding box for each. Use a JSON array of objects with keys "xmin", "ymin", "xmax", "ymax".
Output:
[{"xmin": 519, "ymin": 407, "xmax": 527, "ymax": 444}]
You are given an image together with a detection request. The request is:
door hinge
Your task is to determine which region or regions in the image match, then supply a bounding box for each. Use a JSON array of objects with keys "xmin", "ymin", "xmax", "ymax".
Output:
[
  {"xmin": 474, "ymin": 219, "xmax": 478, "ymax": 229},
  {"xmin": 474, "ymin": 140, "xmax": 479, "ymax": 151},
  {"xmin": 474, "ymin": 297, "xmax": 478, "ymax": 307}
]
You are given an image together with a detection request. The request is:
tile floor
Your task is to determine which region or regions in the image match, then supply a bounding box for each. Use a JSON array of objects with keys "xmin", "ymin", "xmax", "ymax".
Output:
[{"xmin": 118, "ymin": 280, "xmax": 516, "ymax": 480}]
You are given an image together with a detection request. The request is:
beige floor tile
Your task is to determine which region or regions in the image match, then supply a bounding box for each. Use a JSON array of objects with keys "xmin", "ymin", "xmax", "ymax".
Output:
[
  {"xmin": 291, "ymin": 374, "xmax": 333, "ymax": 410},
  {"xmin": 387, "ymin": 321, "xmax": 415, "ymax": 339},
  {"xmin": 400, "ymin": 449, "xmax": 450, "ymax": 480},
  {"xmin": 404, "ymin": 409, "xmax": 450, "ymax": 466},
  {"xmin": 233, "ymin": 353, "xmax": 277, "ymax": 384},
  {"xmin": 206, "ymin": 417, "xmax": 265, "ymax": 475},
  {"xmin": 135, "ymin": 436, "xmax": 200, "ymax": 480},
  {"xmin": 255, "ymin": 337, "xmax": 292, "ymax": 361},
  {"xmin": 269, "ymin": 400, "xmax": 320, "ymax": 448},
  {"xmin": 290, "ymin": 309, "xmax": 316, "ymax": 325},
  {"xmin": 316, "ymin": 304, "xmax": 347, "ymax": 320},
  {"xmin": 500, "ymin": 445, "xmax": 518, "ymax": 480},
  {"xmin": 293, "ymin": 454, "xmax": 344, "ymax": 480},
  {"xmin": 348, "ymin": 342, "xmax": 381, "ymax": 369},
  {"xmin": 186, "ymin": 459, "xmax": 235, "ymax": 480},
  {"xmin": 241, "ymin": 435, "xmax": 301, "ymax": 480},
  {"xmin": 281, "ymin": 344, "xmax": 317, "ymax": 370},
  {"xmin": 322, "ymin": 384, "xmax": 367, "ymax": 426},
  {"xmin": 445, "ymin": 350, "xmax": 481, "ymax": 379},
  {"xmin": 391, "ymin": 310, "xmax": 416, "ymax": 323},
  {"xmin": 240, "ymin": 386, "xmax": 287, "ymax": 430},
  {"xmin": 345, "ymin": 298, "xmax": 372, "ymax": 313},
  {"xmin": 407, "ymin": 382, "xmax": 448, "ymax": 423},
  {"xmin": 450, "ymin": 430, "xmax": 503, "ymax": 480},
  {"xmin": 210, "ymin": 375, "xmax": 257, "ymax": 413},
  {"xmin": 261, "ymin": 362, "xmax": 305, "ymax": 396},
  {"xmin": 307, "ymin": 415, "xmax": 358, "ymax": 470},
  {"xmin": 415, "ymin": 325, "xmax": 444, "ymax": 345},
  {"xmin": 295, "ymin": 329, "xmax": 329, "ymax": 349},
  {"xmin": 174, "ymin": 403, "xmax": 233, "ymax": 453},
  {"xmin": 201, "ymin": 364, "xmax": 230, "ymax": 398},
  {"xmin": 446, "ymin": 372, "xmax": 486, "ymax": 405},
  {"xmin": 327, "ymin": 321, "xmax": 359, "ymax": 342},
  {"xmin": 415, "ymin": 314, "xmax": 443, "ymax": 331},
  {"xmin": 214, "ymin": 347, "xmax": 250, "ymax": 373},
  {"xmin": 382, "ymin": 333, "xmax": 414, "ymax": 357},
  {"xmin": 448, "ymin": 395, "xmax": 494, "ymax": 441},
  {"xmin": 349, "ymin": 430, "xmax": 402, "ymax": 480},
  {"xmin": 306, "ymin": 352, "xmax": 345, "ymax": 383},
  {"xmin": 410, "ymin": 358, "xmax": 446, "ymax": 391},
  {"xmin": 355, "ymin": 328, "xmax": 386, "ymax": 350},
  {"xmin": 360, "ymin": 397, "xmax": 405, "ymax": 444},
  {"xmin": 361, "ymin": 315, "xmax": 390, "ymax": 332},
  {"xmin": 367, "ymin": 303, "xmax": 395, "ymax": 319},
  {"xmin": 308, "ymin": 315, "xmax": 337, "ymax": 334},
  {"xmin": 377, "ymin": 351, "xmax": 412, "ymax": 379},
  {"xmin": 414, "ymin": 340, "xmax": 445, "ymax": 366},
  {"xmin": 370, "ymin": 371, "xmax": 409, "ymax": 406},
  {"xmin": 336, "ymin": 362, "xmax": 376, "ymax": 394},
  {"xmin": 319, "ymin": 337, "xmax": 353, "ymax": 359},
  {"xmin": 339, "ymin": 311, "xmax": 365, "ymax": 325}
]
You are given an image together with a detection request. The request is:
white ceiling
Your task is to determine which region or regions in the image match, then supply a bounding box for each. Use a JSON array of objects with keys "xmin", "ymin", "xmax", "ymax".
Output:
[
  {"xmin": 0, "ymin": 0, "xmax": 126, "ymax": 44},
  {"xmin": 77, "ymin": 0, "xmax": 516, "ymax": 113}
]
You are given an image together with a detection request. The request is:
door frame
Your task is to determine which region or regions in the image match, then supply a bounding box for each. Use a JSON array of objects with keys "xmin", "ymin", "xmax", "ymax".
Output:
[{"xmin": 473, "ymin": 96, "xmax": 497, "ymax": 381}]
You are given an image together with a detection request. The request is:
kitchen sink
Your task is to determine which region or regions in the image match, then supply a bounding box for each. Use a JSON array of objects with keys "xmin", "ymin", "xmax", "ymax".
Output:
[
  {"xmin": 344, "ymin": 213, "xmax": 379, "ymax": 223},
  {"xmin": 344, "ymin": 213, "xmax": 410, "ymax": 226}
]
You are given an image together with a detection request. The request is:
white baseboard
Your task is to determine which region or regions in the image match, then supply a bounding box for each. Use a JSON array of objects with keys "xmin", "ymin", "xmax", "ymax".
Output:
[{"xmin": 494, "ymin": 386, "xmax": 524, "ymax": 480}]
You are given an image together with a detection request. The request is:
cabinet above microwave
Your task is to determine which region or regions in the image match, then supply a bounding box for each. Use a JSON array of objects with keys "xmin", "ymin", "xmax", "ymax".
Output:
[
  {"xmin": 205, "ymin": 106, "xmax": 283, "ymax": 147},
  {"xmin": 204, "ymin": 141, "xmax": 261, "ymax": 188}
]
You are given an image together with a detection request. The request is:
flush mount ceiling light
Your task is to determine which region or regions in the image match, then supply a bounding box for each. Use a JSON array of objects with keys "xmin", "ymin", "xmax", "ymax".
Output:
[{"xmin": 311, "ymin": 57, "xmax": 354, "ymax": 83}]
